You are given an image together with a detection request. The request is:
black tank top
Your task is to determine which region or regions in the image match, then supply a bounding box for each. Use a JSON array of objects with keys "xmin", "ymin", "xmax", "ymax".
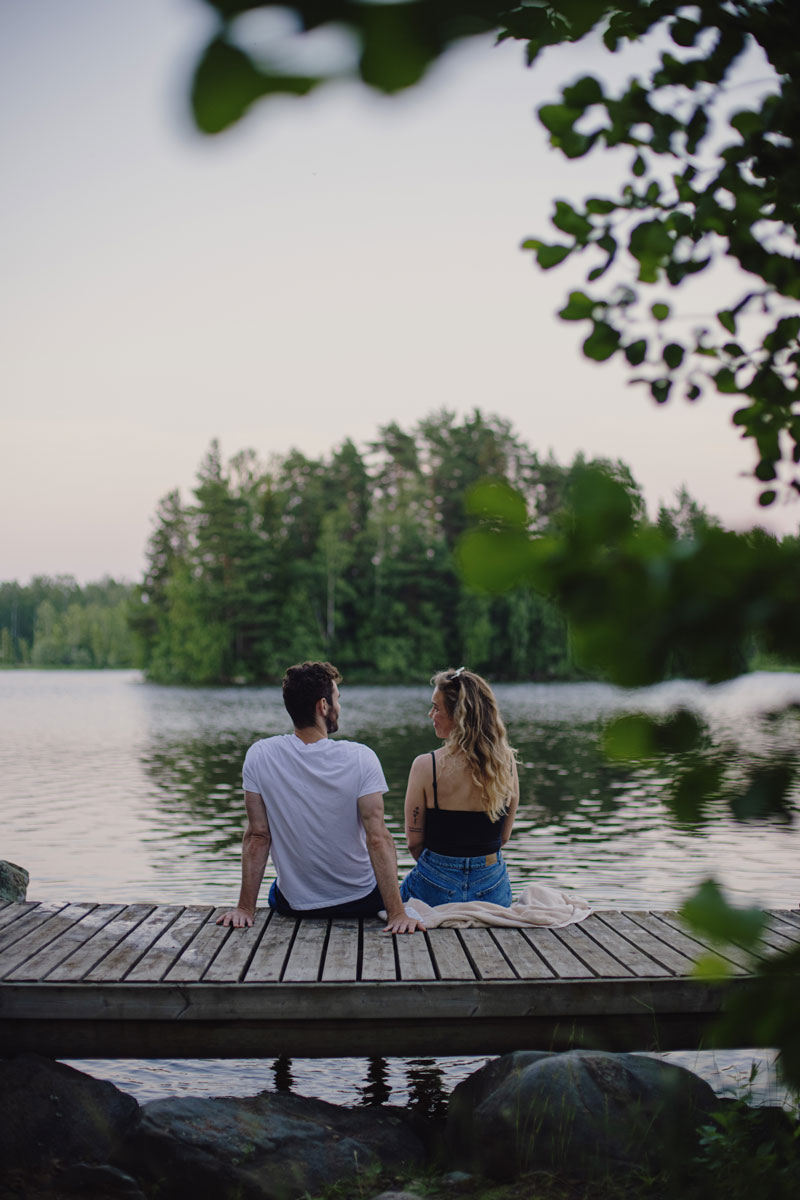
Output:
[{"xmin": 424, "ymin": 751, "xmax": 503, "ymax": 857}]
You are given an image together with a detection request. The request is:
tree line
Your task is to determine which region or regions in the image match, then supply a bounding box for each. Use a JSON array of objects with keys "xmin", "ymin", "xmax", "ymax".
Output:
[
  {"xmin": 127, "ymin": 409, "xmax": 746, "ymax": 686},
  {"xmin": 2, "ymin": 410, "xmax": 788, "ymax": 683},
  {"xmin": 0, "ymin": 576, "xmax": 137, "ymax": 669}
]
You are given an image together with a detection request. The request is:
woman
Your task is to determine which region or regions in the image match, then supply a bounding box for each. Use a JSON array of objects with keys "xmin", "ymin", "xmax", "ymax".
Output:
[{"xmin": 400, "ymin": 667, "xmax": 518, "ymax": 907}]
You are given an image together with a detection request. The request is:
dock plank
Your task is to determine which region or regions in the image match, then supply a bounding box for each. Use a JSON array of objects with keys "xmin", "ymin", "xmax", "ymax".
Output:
[
  {"xmin": 596, "ymin": 913, "xmax": 698, "ymax": 975},
  {"xmin": 361, "ymin": 924, "xmax": 397, "ymax": 981},
  {"xmin": 0, "ymin": 902, "xmax": 68, "ymax": 954},
  {"xmin": 245, "ymin": 916, "xmax": 297, "ymax": 982},
  {"xmin": 523, "ymin": 928, "xmax": 593, "ymax": 978},
  {"xmin": 644, "ymin": 912, "xmax": 755, "ymax": 973},
  {"xmin": 395, "ymin": 932, "xmax": 437, "ymax": 981},
  {"xmin": 0, "ymin": 904, "xmax": 98, "ymax": 979},
  {"xmin": 459, "ymin": 929, "xmax": 516, "ymax": 980},
  {"xmin": 577, "ymin": 915, "xmax": 671, "ymax": 979},
  {"xmin": 763, "ymin": 913, "xmax": 800, "ymax": 945},
  {"xmin": 768, "ymin": 908, "xmax": 800, "ymax": 931},
  {"xmin": 88, "ymin": 906, "xmax": 185, "ymax": 982},
  {"xmin": 554, "ymin": 922, "xmax": 633, "ymax": 978},
  {"xmin": 425, "ymin": 929, "xmax": 476, "ymax": 980},
  {"xmin": 204, "ymin": 909, "xmax": 272, "ymax": 982},
  {"xmin": 321, "ymin": 919, "xmax": 359, "ymax": 982},
  {"xmin": 125, "ymin": 907, "xmax": 213, "ymax": 983},
  {"xmin": 0, "ymin": 902, "xmax": 39, "ymax": 934},
  {"xmin": 282, "ymin": 921, "xmax": 329, "ymax": 982},
  {"xmin": 9, "ymin": 904, "xmax": 124, "ymax": 981},
  {"xmin": 491, "ymin": 928, "xmax": 554, "ymax": 979},
  {"xmin": 166, "ymin": 909, "xmax": 233, "ymax": 982},
  {"xmin": 48, "ymin": 905, "xmax": 156, "ymax": 981}
]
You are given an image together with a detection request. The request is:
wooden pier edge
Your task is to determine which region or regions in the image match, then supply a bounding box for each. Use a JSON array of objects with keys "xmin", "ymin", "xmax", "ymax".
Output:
[{"xmin": 1, "ymin": 901, "xmax": 795, "ymax": 1060}]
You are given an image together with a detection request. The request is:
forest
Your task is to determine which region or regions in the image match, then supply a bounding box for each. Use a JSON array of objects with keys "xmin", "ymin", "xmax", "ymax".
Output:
[
  {"xmin": 128, "ymin": 409, "xmax": 745, "ymax": 685},
  {"xmin": 0, "ymin": 576, "xmax": 136, "ymax": 669},
  {"xmin": 2, "ymin": 410, "xmax": 784, "ymax": 684}
]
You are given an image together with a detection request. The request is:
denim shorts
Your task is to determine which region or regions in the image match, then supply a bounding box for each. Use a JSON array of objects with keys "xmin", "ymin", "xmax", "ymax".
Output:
[{"xmin": 400, "ymin": 848, "xmax": 512, "ymax": 907}]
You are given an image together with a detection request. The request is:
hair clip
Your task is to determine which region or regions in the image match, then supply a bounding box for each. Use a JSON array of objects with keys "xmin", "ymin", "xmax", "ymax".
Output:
[{"xmin": 451, "ymin": 666, "xmax": 466, "ymax": 677}]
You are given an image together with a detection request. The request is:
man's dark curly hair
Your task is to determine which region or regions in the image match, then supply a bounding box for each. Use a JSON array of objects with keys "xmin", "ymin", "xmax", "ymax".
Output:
[{"xmin": 282, "ymin": 661, "xmax": 342, "ymax": 729}]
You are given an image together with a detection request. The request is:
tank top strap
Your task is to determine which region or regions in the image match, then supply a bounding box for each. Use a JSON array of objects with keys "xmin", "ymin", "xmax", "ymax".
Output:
[{"xmin": 430, "ymin": 750, "xmax": 439, "ymax": 809}]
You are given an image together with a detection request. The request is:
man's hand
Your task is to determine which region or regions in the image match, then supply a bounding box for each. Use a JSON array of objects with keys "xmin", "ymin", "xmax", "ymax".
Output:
[
  {"xmin": 216, "ymin": 906, "xmax": 254, "ymax": 928},
  {"xmin": 383, "ymin": 909, "xmax": 426, "ymax": 935}
]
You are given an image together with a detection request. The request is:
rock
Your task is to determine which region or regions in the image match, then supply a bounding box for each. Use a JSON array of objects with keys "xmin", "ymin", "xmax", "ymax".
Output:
[
  {"xmin": 447, "ymin": 1049, "xmax": 722, "ymax": 1179},
  {"xmin": 57, "ymin": 1162, "xmax": 147, "ymax": 1199},
  {"xmin": 372, "ymin": 1192, "xmax": 424, "ymax": 1200},
  {"xmin": 117, "ymin": 1090, "xmax": 426, "ymax": 1200},
  {"xmin": 440, "ymin": 1169, "xmax": 473, "ymax": 1188},
  {"xmin": 0, "ymin": 1054, "xmax": 139, "ymax": 1174},
  {"xmin": 0, "ymin": 860, "xmax": 28, "ymax": 902}
]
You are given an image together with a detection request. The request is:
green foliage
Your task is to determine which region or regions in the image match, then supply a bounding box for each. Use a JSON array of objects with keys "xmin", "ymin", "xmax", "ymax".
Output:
[
  {"xmin": 692, "ymin": 1092, "xmax": 800, "ymax": 1200},
  {"xmin": 132, "ymin": 411, "xmax": 628, "ymax": 685},
  {"xmin": 0, "ymin": 577, "xmax": 137, "ymax": 668}
]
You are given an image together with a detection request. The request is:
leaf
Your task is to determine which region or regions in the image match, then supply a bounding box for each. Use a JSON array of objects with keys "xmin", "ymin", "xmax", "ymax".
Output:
[
  {"xmin": 629, "ymin": 221, "xmax": 672, "ymax": 277},
  {"xmin": 714, "ymin": 367, "xmax": 739, "ymax": 394},
  {"xmin": 456, "ymin": 529, "xmax": 532, "ymax": 593},
  {"xmin": 603, "ymin": 714, "xmax": 656, "ymax": 760},
  {"xmin": 759, "ymin": 490, "xmax": 777, "ymax": 506},
  {"xmin": 681, "ymin": 879, "xmax": 766, "ymax": 949},
  {"xmin": 586, "ymin": 198, "xmax": 616, "ymax": 215},
  {"xmin": 625, "ymin": 339, "xmax": 647, "ymax": 365},
  {"xmin": 651, "ymin": 378, "xmax": 671, "ymax": 403},
  {"xmin": 671, "ymin": 18, "xmax": 700, "ymax": 47},
  {"xmin": 559, "ymin": 291, "xmax": 595, "ymax": 321},
  {"xmin": 191, "ymin": 37, "xmax": 318, "ymax": 134},
  {"xmin": 523, "ymin": 240, "xmax": 572, "ymax": 269},
  {"xmin": 562, "ymin": 75, "xmax": 604, "ymax": 108},
  {"xmin": 552, "ymin": 201, "xmax": 592, "ymax": 239},
  {"xmin": 651, "ymin": 303, "xmax": 670, "ymax": 321},
  {"xmin": 538, "ymin": 103, "xmax": 580, "ymax": 137},
  {"xmin": 717, "ymin": 310, "xmax": 737, "ymax": 335},
  {"xmin": 730, "ymin": 110, "xmax": 762, "ymax": 139},
  {"xmin": 686, "ymin": 383, "xmax": 701, "ymax": 401},
  {"xmin": 583, "ymin": 321, "xmax": 621, "ymax": 361},
  {"xmin": 663, "ymin": 343, "xmax": 684, "ymax": 369},
  {"xmin": 633, "ymin": 154, "xmax": 646, "ymax": 177},
  {"xmin": 358, "ymin": 3, "xmax": 444, "ymax": 94},
  {"xmin": 464, "ymin": 480, "xmax": 528, "ymax": 528}
]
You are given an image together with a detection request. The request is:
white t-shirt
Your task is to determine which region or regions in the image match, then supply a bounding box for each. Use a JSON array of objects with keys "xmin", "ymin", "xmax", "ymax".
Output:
[{"xmin": 242, "ymin": 734, "xmax": 388, "ymax": 910}]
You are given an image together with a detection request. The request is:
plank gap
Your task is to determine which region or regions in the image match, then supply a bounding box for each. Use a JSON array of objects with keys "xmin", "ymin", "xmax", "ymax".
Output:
[{"xmin": 278, "ymin": 919, "xmax": 302, "ymax": 983}]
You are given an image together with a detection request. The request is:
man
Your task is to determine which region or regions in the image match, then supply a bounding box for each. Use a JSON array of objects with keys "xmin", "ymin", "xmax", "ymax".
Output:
[{"xmin": 218, "ymin": 661, "xmax": 424, "ymax": 934}]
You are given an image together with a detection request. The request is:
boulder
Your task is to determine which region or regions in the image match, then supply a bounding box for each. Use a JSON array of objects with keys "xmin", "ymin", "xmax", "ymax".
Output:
[
  {"xmin": 0, "ymin": 860, "xmax": 28, "ymax": 902},
  {"xmin": 117, "ymin": 1090, "xmax": 426, "ymax": 1200},
  {"xmin": 447, "ymin": 1049, "xmax": 722, "ymax": 1179},
  {"xmin": 0, "ymin": 1054, "xmax": 139, "ymax": 1173}
]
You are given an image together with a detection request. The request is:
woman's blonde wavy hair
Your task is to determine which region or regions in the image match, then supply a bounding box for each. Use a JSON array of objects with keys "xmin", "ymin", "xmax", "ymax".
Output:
[{"xmin": 432, "ymin": 668, "xmax": 516, "ymax": 821}]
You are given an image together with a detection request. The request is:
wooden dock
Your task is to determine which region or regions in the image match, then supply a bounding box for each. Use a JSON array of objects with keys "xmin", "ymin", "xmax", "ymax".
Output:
[{"xmin": 1, "ymin": 901, "xmax": 798, "ymax": 1060}]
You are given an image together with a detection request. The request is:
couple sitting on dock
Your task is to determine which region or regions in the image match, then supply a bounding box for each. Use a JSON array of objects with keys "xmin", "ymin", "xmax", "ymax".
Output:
[{"xmin": 218, "ymin": 661, "xmax": 519, "ymax": 936}]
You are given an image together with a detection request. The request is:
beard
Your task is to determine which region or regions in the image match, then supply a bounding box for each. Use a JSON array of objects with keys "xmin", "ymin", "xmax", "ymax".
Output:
[{"xmin": 325, "ymin": 711, "xmax": 339, "ymax": 734}]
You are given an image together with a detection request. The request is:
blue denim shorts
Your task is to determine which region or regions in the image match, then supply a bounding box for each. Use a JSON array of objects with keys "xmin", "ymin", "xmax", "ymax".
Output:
[{"xmin": 400, "ymin": 847, "xmax": 512, "ymax": 907}]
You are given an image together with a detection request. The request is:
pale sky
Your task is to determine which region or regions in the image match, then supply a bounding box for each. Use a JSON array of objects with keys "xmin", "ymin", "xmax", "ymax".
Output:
[{"xmin": 2, "ymin": 0, "xmax": 798, "ymax": 584}]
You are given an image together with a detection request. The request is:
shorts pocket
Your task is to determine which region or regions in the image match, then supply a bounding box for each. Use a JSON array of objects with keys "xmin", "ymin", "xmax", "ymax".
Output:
[
  {"xmin": 401, "ymin": 857, "xmax": 459, "ymax": 905},
  {"xmin": 472, "ymin": 864, "xmax": 512, "ymax": 905}
]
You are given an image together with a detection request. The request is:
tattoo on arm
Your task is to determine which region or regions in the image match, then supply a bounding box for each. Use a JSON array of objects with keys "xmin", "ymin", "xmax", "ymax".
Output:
[{"xmin": 408, "ymin": 804, "xmax": 424, "ymax": 833}]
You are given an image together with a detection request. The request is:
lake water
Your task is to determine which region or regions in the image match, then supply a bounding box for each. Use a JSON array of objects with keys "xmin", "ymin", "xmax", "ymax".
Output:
[{"xmin": 2, "ymin": 669, "xmax": 799, "ymax": 1110}]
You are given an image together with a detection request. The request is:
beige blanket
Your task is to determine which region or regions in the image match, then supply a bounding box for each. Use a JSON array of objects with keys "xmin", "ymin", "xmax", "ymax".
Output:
[{"xmin": 386, "ymin": 883, "xmax": 591, "ymax": 929}]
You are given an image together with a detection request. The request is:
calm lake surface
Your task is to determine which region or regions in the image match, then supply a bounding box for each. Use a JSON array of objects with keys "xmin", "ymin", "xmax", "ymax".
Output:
[{"xmin": 2, "ymin": 669, "xmax": 799, "ymax": 1109}]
